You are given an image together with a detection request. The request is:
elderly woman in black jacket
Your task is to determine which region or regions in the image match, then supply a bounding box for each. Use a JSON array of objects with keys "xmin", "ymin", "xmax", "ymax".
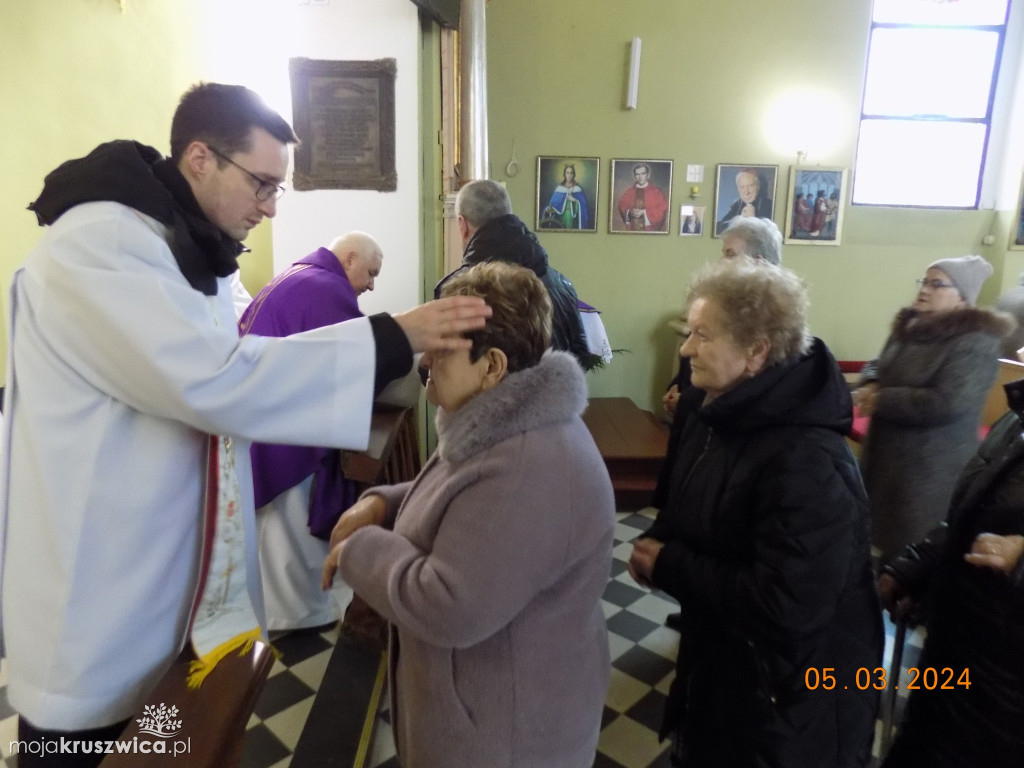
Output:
[
  {"xmin": 629, "ymin": 260, "xmax": 882, "ymax": 768},
  {"xmin": 878, "ymin": 386, "xmax": 1024, "ymax": 768}
]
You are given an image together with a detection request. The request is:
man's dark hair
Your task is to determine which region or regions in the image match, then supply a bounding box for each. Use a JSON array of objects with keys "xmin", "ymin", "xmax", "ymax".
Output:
[{"xmin": 170, "ymin": 82, "xmax": 298, "ymax": 161}]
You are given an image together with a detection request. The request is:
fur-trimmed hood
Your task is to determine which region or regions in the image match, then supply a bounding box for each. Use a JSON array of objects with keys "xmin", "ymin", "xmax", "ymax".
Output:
[
  {"xmin": 435, "ymin": 350, "xmax": 587, "ymax": 463},
  {"xmin": 891, "ymin": 306, "xmax": 1016, "ymax": 344}
]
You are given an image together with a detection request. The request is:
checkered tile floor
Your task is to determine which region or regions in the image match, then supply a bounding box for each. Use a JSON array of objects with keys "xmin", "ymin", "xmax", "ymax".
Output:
[{"xmin": 0, "ymin": 508, "xmax": 922, "ymax": 768}]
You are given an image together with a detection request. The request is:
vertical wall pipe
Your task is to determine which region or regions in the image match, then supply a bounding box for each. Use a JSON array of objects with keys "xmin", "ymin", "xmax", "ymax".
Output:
[{"xmin": 458, "ymin": 0, "xmax": 488, "ymax": 180}]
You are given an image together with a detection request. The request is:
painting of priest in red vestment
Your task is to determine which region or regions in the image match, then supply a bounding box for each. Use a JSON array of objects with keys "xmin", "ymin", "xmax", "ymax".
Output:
[{"xmin": 610, "ymin": 159, "xmax": 673, "ymax": 234}]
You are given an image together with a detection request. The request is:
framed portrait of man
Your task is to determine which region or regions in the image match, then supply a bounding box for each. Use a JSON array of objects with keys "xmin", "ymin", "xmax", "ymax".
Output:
[
  {"xmin": 535, "ymin": 156, "xmax": 599, "ymax": 232},
  {"xmin": 1011, "ymin": 172, "xmax": 1024, "ymax": 250},
  {"xmin": 784, "ymin": 166, "xmax": 848, "ymax": 246},
  {"xmin": 713, "ymin": 164, "xmax": 778, "ymax": 238},
  {"xmin": 609, "ymin": 159, "xmax": 673, "ymax": 235}
]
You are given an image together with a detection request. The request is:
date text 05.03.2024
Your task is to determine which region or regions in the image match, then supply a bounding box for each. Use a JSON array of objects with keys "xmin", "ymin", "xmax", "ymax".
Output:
[{"xmin": 804, "ymin": 667, "xmax": 970, "ymax": 692}]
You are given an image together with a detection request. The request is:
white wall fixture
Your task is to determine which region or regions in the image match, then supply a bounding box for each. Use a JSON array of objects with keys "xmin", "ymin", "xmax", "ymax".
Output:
[{"xmin": 626, "ymin": 37, "xmax": 642, "ymax": 110}]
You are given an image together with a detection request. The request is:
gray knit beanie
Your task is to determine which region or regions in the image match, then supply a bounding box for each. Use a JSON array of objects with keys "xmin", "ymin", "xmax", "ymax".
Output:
[{"xmin": 927, "ymin": 254, "xmax": 993, "ymax": 306}]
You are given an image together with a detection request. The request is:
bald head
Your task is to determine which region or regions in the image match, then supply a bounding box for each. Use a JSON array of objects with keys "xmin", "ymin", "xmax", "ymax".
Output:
[{"xmin": 329, "ymin": 231, "xmax": 383, "ymax": 295}]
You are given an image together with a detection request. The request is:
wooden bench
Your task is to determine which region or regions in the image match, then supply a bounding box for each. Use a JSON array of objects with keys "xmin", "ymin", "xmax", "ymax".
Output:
[
  {"xmin": 582, "ymin": 397, "xmax": 669, "ymax": 508},
  {"xmin": 340, "ymin": 404, "xmax": 421, "ymax": 488},
  {"xmin": 100, "ymin": 643, "xmax": 274, "ymax": 768},
  {"xmin": 100, "ymin": 406, "xmax": 421, "ymax": 768},
  {"xmin": 980, "ymin": 358, "xmax": 1024, "ymax": 427}
]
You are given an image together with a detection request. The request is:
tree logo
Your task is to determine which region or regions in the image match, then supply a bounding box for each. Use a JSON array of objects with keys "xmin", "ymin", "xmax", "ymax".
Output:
[{"xmin": 137, "ymin": 704, "xmax": 183, "ymax": 738}]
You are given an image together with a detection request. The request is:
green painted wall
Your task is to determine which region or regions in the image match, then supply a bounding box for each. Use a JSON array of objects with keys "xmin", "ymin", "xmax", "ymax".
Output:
[
  {"xmin": 486, "ymin": 0, "xmax": 1019, "ymax": 411},
  {"xmin": 2, "ymin": 0, "xmax": 1021, "ymax": 407},
  {"xmin": 0, "ymin": 1, "xmax": 276, "ymax": 372}
]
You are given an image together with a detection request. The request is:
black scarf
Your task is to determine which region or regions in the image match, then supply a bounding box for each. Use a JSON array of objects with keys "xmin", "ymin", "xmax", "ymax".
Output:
[{"xmin": 28, "ymin": 140, "xmax": 244, "ymax": 296}]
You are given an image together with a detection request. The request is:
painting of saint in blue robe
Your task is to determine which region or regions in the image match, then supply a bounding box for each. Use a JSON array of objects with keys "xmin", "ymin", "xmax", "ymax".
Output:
[
  {"xmin": 541, "ymin": 165, "xmax": 589, "ymax": 229},
  {"xmin": 535, "ymin": 157, "xmax": 599, "ymax": 232}
]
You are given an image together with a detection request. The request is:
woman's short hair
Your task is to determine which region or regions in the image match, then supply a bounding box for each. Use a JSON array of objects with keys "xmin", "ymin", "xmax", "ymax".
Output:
[
  {"xmin": 722, "ymin": 217, "xmax": 783, "ymax": 265},
  {"xmin": 686, "ymin": 260, "xmax": 811, "ymax": 366},
  {"xmin": 440, "ymin": 262, "xmax": 552, "ymax": 372}
]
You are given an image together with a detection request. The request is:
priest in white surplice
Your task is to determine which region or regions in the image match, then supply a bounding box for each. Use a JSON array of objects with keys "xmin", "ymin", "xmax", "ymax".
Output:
[{"xmin": 0, "ymin": 82, "xmax": 488, "ymax": 763}]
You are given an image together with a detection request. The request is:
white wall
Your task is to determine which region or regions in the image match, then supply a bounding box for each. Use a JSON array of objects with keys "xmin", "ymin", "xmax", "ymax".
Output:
[{"xmin": 204, "ymin": 0, "xmax": 423, "ymax": 315}]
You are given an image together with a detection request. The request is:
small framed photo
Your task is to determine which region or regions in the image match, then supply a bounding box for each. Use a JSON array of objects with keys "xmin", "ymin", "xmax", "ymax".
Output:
[
  {"xmin": 784, "ymin": 166, "xmax": 848, "ymax": 246},
  {"xmin": 679, "ymin": 205, "xmax": 705, "ymax": 236},
  {"xmin": 609, "ymin": 159, "xmax": 673, "ymax": 235},
  {"xmin": 713, "ymin": 164, "xmax": 778, "ymax": 238},
  {"xmin": 1011, "ymin": 172, "xmax": 1024, "ymax": 250},
  {"xmin": 536, "ymin": 156, "xmax": 599, "ymax": 232}
]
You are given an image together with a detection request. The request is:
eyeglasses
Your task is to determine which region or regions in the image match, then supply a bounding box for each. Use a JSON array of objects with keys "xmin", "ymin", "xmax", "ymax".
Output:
[
  {"xmin": 207, "ymin": 146, "xmax": 285, "ymax": 202},
  {"xmin": 916, "ymin": 278, "xmax": 955, "ymax": 290}
]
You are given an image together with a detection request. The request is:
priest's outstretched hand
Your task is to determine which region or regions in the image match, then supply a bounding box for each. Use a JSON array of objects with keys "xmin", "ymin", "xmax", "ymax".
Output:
[{"xmin": 393, "ymin": 296, "xmax": 491, "ymax": 353}]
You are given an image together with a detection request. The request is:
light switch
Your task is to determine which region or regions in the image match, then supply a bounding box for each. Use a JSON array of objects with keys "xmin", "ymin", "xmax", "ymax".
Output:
[{"xmin": 686, "ymin": 164, "xmax": 704, "ymax": 183}]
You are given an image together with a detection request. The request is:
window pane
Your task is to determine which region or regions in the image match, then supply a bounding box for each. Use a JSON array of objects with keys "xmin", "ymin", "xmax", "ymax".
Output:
[
  {"xmin": 863, "ymin": 28, "xmax": 998, "ymax": 117},
  {"xmin": 873, "ymin": 0, "xmax": 1008, "ymax": 26},
  {"xmin": 853, "ymin": 120, "xmax": 985, "ymax": 207}
]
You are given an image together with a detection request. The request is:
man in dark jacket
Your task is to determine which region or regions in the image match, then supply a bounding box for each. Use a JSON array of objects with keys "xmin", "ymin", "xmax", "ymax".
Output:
[
  {"xmin": 878, "ymin": 379, "xmax": 1024, "ymax": 768},
  {"xmin": 435, "ymin": 179, "xmax": 593, "ymax": 368}
]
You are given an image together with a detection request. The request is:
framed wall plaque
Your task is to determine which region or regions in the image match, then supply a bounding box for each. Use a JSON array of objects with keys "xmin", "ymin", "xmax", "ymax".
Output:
[{"xmin": 289, "ymin": 57, "xmax": 397, "ymax": 192}]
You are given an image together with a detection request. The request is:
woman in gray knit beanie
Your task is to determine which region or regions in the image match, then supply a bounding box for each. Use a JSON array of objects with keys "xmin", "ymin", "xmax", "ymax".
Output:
[{"xmin": 853, "ymin": 254, "xmax": 1015, "ymax": 562}]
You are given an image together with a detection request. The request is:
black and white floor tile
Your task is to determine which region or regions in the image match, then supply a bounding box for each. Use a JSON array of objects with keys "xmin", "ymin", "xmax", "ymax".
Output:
[{"xmin": 0, "ymin": 509, "xmax": 922, "ymax": 768}]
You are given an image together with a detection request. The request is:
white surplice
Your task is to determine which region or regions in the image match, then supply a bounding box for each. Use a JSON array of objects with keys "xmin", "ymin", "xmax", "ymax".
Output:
[{"xmin": 0, "ymin": 201, "xmax": 377, "ymax": 729}]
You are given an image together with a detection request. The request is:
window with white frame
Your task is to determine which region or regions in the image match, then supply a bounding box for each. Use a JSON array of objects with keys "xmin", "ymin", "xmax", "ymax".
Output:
[{"xmin": 852, "ymin": 0, "xmax": 1011, "ymax": 208}]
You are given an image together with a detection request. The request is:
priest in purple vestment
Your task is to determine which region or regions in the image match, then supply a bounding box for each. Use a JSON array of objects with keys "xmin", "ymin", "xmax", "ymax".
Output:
[{"xmin": 239, "ymin": 231, "xmax": 383, "ymax": 630}]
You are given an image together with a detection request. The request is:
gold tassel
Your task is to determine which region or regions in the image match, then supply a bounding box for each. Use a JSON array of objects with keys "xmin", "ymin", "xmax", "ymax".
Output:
[{"xmin": 186, "ymin": 626, "xmax": 262, "ymax": 689}]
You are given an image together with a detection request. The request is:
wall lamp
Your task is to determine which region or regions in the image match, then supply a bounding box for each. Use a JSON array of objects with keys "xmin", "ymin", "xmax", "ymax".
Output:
[{"xmin": 626, "ymin": 37, "xmax": 642, "ymax": 110}]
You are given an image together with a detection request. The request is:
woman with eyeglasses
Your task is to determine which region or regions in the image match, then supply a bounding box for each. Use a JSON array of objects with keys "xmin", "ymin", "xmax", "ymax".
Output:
[
  {"xmin": 853, "ymin": 255, "xmax": 1014, "ymax": 563},
  {"xmin": 322, "ymin": 262, "xmax": 615, "ymax": 768}
]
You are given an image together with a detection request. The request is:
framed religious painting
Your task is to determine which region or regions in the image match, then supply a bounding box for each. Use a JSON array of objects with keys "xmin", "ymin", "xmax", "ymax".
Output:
[
  {"xmin": 784, "ymin": 166, "xmax": 849, "ymax": 246},
  {"xmin": 535, "ymin": 156, "xmax": 599, "ymax": 232},
  {"xmin": 679, "ymin": 205, "xmax": 705, "ymax": 236},
  {"xmin": 712, "ymin": 164, "xmax": 778, "ymax": 238},
  {"xmin": 1011, "ymin": 172, "xmax": 1024, "ymax": 250},
  {"xmin": 608, "ymin": 159, "xmax": 673, "ymax": 234}
]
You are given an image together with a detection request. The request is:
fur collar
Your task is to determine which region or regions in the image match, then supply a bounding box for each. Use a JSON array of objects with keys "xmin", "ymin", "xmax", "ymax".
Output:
[
  {"xmin": 891, "ymin": 306, "xmax": 1015, "ymax": 344},
  {"xmin": 436, "ymin": 350, "xmax": 587, "ymax": 463}
]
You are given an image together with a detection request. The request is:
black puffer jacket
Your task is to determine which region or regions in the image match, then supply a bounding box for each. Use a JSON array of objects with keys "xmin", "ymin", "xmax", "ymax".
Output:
[
  {"xmin": 645, "ymin": 338, "xmax": 882, "ymax": 768},
  {"xmin": 881, "ymin": 397, "xmax": 1024, "ymax": 768},
  {"xmin": 434, "ymin": 214, "xmax": 591, "ymax": 367}
]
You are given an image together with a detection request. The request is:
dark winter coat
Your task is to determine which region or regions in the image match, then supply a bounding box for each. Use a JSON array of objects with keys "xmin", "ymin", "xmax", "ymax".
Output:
[
  {"xmin": 881, "ymin": 398, "xmax": 1024, "ymax": 768},
  {"xmin": 434, "ymin": 214, "xmax": 591, "ymax": 366},
  {"xmin": 645, "ymin": 338, "xmax": 882, "ymax": 768},
  {"xmin": 859, "ymin": 306, "xmax": 1014, "ymax": 561}
]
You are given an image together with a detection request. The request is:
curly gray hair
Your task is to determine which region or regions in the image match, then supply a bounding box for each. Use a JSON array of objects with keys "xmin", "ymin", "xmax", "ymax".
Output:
[{"xmin": 686, "ymin": 259, "xmax": 811, "ymax": 366}]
